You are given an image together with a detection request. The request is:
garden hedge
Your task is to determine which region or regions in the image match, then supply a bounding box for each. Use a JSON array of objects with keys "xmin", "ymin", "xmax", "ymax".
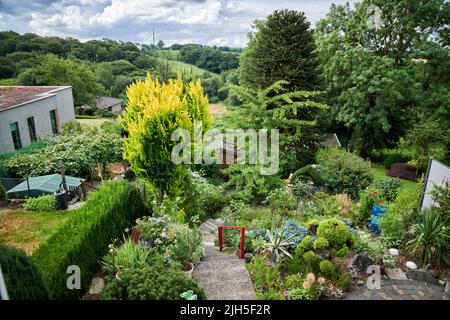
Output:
[
  {"xmin": 32, "ymin": 181, "xmax": 147, "ymax": 299},
  {"xmin": 0, "ymin": 245, "xmax": 50, "ymax": 300}
]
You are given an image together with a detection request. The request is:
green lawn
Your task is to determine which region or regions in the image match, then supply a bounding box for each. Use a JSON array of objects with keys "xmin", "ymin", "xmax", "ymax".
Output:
[
  {"xmin": 371, "ymin": 163, "xmax": 419, "ymax": 197},
  {"xmin": 0, "ymin": 209, "xmax": 75, "ymax": 255},
  {"xmin": 76, "ymin": 118, "xmax": 115, "ymax": 128}
]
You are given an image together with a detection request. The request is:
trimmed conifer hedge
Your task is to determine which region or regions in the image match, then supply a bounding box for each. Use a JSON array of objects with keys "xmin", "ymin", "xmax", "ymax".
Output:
[
  {"xmin": 32, "ymin": 181, "xmax": 147, "ymax": 299},
  {"xmin": 0, "ymin": 245, "xmax": 50, "ymax": 300}
]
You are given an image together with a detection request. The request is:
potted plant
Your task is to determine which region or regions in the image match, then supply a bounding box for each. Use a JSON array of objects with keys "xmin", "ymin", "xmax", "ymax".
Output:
[
  {"xmin": 445, "ymin": 278, "xmax": 450, "ymax": 294},
  {"xmin": 168, "ymin": 228, "xmax": 204, "ymax": 278},
  {"xmin": 184, "ymin": 262, "xmax": 195, "ymax": 278}
]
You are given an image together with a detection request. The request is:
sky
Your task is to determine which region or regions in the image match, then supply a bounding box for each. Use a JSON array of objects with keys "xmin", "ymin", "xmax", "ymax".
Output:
[{"xmin": 0, "ymin": 0, "xmax": 359, "ymax": 47}]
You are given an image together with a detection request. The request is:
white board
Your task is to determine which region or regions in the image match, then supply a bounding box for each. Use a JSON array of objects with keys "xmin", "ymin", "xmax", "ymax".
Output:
[{"xmin": 420, "ymin": 158, "xmax": 450, "ymax": 209}]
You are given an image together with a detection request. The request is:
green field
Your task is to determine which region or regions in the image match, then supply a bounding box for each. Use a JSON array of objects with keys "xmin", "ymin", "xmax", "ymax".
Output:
[{"xmin": 168, "ymin": 60, "xmax": 212, "ymax": 76}]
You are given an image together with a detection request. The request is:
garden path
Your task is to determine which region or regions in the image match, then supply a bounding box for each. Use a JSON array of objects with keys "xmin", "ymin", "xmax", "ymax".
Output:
[
  {"xmin": 193, "ymin": 219, "xmax": 256, "ymax": 300},
  {"xmin": 344, "ymin": 279, "xmax": 450, "ymax": 300}
]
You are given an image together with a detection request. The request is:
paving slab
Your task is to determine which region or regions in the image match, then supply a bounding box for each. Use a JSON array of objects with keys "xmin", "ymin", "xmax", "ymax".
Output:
[
  {"xmin": 345, "ymin": 279, "xmax": 449, "ymax": 300},
  {"xmin": 193, "ymin": 220, "xmax": 256, "ymax": 300}
]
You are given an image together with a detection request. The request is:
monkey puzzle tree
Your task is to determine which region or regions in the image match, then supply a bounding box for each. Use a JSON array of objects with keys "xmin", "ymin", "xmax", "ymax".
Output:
[
  {"xmin": 120, "ymin": 74, "xmax": 211, "ymax": 201},
  {"xmin": 239, "ymin": 9, "xmax": 322, "ymax": 92}
]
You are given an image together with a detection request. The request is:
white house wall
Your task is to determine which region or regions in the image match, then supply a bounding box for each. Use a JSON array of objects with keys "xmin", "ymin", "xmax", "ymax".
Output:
[{"xmin": 0, "ymin": 87, "xmax": 75, "ymax": 153}]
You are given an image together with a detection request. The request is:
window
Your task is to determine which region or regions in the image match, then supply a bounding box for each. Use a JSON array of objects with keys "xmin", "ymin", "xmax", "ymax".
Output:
[
  {"xmin": 10, "ymin": 122, "xmax": 22, "ymax": 150},
  {"xmin": 27, "ymin": 117, "xmax": 37, "ymax": 142},
  {"xmin": 49, "ymin": 109, "xmax": 58, "ymax": 135}
]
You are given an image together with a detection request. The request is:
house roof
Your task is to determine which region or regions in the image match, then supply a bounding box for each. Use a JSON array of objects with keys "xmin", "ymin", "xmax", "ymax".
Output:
[
  {"xmin": 320, "ymin": 133, "xmax": 341, "ymax": 147},
  {"xmin": 97, "ymin": 96, "xmax": 122, "ymax": 109},
  {"xmin": 0, "ymin": 86, "xmax": 71, "ymax": 112}
]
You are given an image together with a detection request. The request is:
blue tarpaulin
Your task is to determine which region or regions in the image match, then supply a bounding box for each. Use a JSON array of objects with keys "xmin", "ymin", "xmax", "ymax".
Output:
[{"xmin": 370, "ymin": 204, "xmax": 387, "ymax": 234}]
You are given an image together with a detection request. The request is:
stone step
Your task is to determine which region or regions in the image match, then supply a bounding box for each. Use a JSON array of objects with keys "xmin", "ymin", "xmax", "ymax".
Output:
[{"xmin": 386, "ymin": 268, "xmax": 408, "ymax": 280}]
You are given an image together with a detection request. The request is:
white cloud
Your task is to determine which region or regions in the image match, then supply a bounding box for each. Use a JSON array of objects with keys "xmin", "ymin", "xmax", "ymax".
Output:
[
  {"xmin": 89, "ymin": 0, "xmax": 222, "ymax": 26},
  {"xmin": 4, "ymin": 0, "xmax": 361, "ymax": 47},
  {"xmin": 207, "ymin": 36, "xmax": 247, "ymax": 47}
]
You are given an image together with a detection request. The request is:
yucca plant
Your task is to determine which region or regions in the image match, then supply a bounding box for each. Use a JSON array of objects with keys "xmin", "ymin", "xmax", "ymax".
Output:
[
  {"xmin": 101, "ymin": 237, "xmax": 152, "ymax": 275},
  {"xmin": 407, "ymin": 209, "xmax": 449, "ymax": 266},
  {"xmin": 263, "ymin": 229, "xmax": 296, "ymax": 262}
]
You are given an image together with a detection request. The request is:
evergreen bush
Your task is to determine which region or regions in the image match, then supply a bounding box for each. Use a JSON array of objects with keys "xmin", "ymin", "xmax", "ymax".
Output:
[
  {"xmin": 0, "ymin": 245, "xmax": 49, "ymax": 300},
  {"xmin": 102, "ymin": 265, "xmax": 206, "ymax": 300}
]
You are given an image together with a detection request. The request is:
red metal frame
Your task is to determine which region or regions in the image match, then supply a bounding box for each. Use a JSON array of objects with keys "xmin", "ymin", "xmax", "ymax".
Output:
[
  {"xmin": 132, "ymin": 227, "xmax": 140, "ymax": 245},
  {"xmin": 218, "ymin": 225, "xmax": 246, "ymax": 259}
]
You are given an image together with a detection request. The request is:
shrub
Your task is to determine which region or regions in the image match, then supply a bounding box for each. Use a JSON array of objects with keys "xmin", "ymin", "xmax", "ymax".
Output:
[
  {"xmin": 387, "ymin": 163, "xmax": 417, "ymax": 181},
  {"xmin": 266, "ymin": 188, "xmax": 297, "ymax": 216},
  {"xmin": 303, "ymin": 250, "xmax": 319, "ymax": 269},
  {"xmin": 379, "ymin": 185, "xmax": 421, "ymax": 243},
  {"xmin": 168, "ymin": 228, "xmax": 204, "ymax": 269},
  {"xmin": 384, "ymin": 154, "xmax": 411, "ymax": 169},
  {"xmin": 339, "ymin": 274, "xmax": 353, "ymax": 292},
  {"xmin": 246, "ymin": 255, "xmax": 283, "ymax": 293},
  {"xmin": 429, "ymin": 182, "xmax": 450, "ymax": 225},
  {"xmin": 0, "ymin": 245, "xmax": 49, "ymax": 300},
  {"xmin": 292, "ymin": 179, "xmax": 316, "ymax": 201},
  {"xmin": 191, "ymin": 171, "xmax": 228, "ymax": 218},
  {"xmin": 319, "ymin": 259, "xmax": 334, "ymax": 275},
  {"xmin": 223, "ymin": 164, "xmax": 284, "ymax": 204},
  {"xmin": 135, "ymin": 215, "xmax": 173, "ymax": 252},
  {"xmin": 201, "ymin": 192, "xmax": 228, "ymax": 218},
  {"xmin": 332, "ymin": 245, "xmax": 350, "ymax": 258},
  {"xmin": 102, "ymin": 265, "xmax": 206, "ymax": 300},
  {"xmin": 373, "ymin": 177, "xmax": 402, "ymax": 202},
  {"xmin": 100, "ymin": 121, "xmax": 123, "ymax": 135},
  {"xmin": 296, "ymin": 235, "xmax": 314, "ymax": 254},
  {"xmin": 23, "ymin": 195, "xmax": 57, "ymax": 211},
  {"xmin": 313, "ymin": 237, "xmax": 329, "ymax": 250},
  {"xmin": 4, "ymin": 130, "xmax": 123, "ymax": 178},
  {"xmin": 316, "ymin": 218, "xmax": 353, "ymax": 250},
  {"xmin": 316, "ymin": 147, "xmax": 373, "ymax": 199},
  {"xmin": 284, "ymin": 273, "xmax": 304, "ymax": 290},
  {"xmin": 356, "ymin": 186, "xmax": 385, "ymax": 225},
  {"xmin": 306, "ymin": 219, "xmax": 320, "ymax": 234},
  {"xmin": 60, "ymin": 121, "xmax": 83, "ymax": 135},
  {"xmin": 32, "ymin": 181, "xmax": 146, "ymax": 299},
  {"xmin": 287, "ymin": 288, "xmax": 314, "ymax": 300},
  {"xmin": 0, "ymin": 183, "xmax": 7, "ymax": 200},
  {"xmin": 314, "ymin": 193, "xmax": 341, "ymax": 216}
]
